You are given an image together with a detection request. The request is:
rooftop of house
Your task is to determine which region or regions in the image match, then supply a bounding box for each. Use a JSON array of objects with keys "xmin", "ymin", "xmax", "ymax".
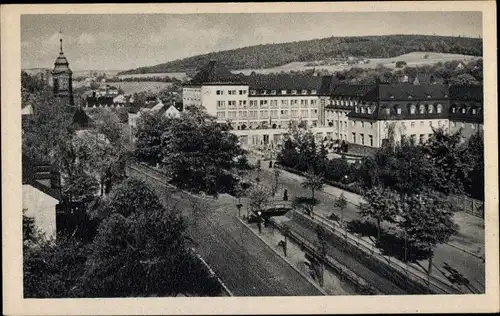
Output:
[
  {"xmin": 245, "ymin": 74, "xmax": 324, "ymax": 92},
  {"xmin": 188, "ymin": 60, "xmax": 243, "ymax": 85},
  {"xmin": 22, "ymin": 154, "xmax": 61, "ymax": 201},
  {"xmin": 448, "ymin": 84, "xmax": 483, "ymax": 102},
  {"xmin": 361, "ymin": 83, "xmax": 449, "ymax": 101}
]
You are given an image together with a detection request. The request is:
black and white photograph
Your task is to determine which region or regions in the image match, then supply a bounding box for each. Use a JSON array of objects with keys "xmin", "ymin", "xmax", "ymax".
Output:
[{"xmin": 2, "ymin": 2, "xmax": 498, "ymax": 315}]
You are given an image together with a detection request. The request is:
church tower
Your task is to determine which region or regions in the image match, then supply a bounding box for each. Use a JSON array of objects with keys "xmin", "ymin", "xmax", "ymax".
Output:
[{"xmin": 51, "ymin": 35, "xmax": 74, "ymax": 105}]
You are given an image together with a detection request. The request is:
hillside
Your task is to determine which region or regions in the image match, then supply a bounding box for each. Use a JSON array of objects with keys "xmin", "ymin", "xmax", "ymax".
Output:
[{"xmin": 118, "ymin": 35, "xmax": 482, "ymax": 75}]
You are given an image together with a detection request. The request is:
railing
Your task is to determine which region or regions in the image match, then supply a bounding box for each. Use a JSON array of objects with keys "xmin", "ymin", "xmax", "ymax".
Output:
[
  {"xmin": 268, "ymin": 217, "xmax": 379, "ymax": 295},
  {"xmin": 449, "ymin": 194, "xmax": 484, "ymax": 218},
  {"xmin": 292, "ymin": 209, "xmax": 466, "ymax": 294}
]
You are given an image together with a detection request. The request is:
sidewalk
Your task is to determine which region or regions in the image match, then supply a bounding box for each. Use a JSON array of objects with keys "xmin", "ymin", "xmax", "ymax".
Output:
[{"xmin": 239, "ymin": 216, "xmax": 356, "ymax": 296}]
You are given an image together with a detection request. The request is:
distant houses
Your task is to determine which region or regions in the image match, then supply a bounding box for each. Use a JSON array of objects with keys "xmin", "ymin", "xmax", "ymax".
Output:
[{"xmin": 128, "ymin": 98, "xmax": 183, "ymax": 129}]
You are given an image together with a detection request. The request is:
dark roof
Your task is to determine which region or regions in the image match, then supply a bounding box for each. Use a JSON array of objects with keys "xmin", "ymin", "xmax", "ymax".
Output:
[
  {"xmin": 362, "ymin": 83, "xmax": 448, "ymax": 101},
  {"xmin": 189, "ymin": 60, "xmax": 242, "ymax": 85},
  {"xmin": 448, "ymin": 85, "xmax": 483, "ymax": 101},
  {"xmin": 86, "ymin": 96, "xmax": 114, "ymax": 107},
  {"xmin": 245, "ymin": 74, "xmax": 323, "ymax": 91},
  {"xmin": 127, "ymin": 103, "xmax": 142, "ymax": 114},
  {"xmin": 172, "ymin": 101, "xmax": 183, "ymax": 112},
  {"xmin": 327, "ymin": 84, "xmax": 377, "ymax": 97},
  {"xmin": 22, "ymin": 154, "xmax": 61, "ymax": 201},
  {"xmin": 73, "ymin": 108, "xmax": 93, "ymax": 130}
]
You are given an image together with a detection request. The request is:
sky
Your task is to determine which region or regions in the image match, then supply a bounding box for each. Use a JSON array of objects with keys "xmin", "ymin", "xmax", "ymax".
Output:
[{"xmin": 21, "ymin": 12, "xmax": 482, "ymax": 71}]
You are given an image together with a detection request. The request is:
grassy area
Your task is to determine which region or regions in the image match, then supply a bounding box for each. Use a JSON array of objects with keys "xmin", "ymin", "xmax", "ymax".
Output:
[
  {"xmin": 233, "ymin": 52, "xmax": 480, "ymax": 75},
  {"xmin": 73, "ymin": 80, "xmax": 174, "ymax": 94}
]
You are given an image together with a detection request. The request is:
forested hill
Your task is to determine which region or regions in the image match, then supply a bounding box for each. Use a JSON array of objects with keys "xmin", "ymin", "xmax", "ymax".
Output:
[{"xmin": 119, "ymin": 35, "xmax": 482, "ymax": 75}]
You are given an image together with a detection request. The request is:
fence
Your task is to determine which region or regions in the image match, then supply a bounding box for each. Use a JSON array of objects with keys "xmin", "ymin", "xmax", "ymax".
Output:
[
  {"xmin": 290, "ymin": 209, "xmax": 465, "ymax": 294},
  {"xmin": 268, "ymin": 217, "xmax": 378, "ymax": 295},
  {"xmin": 449, "ymin": 194, "xmax": 484, "ymax": 218}
]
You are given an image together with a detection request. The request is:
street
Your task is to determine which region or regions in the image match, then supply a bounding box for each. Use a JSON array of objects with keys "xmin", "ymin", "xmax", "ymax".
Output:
[{"xmin": 129, "ymin": 164, "xmax": 324, "ymax": 296}]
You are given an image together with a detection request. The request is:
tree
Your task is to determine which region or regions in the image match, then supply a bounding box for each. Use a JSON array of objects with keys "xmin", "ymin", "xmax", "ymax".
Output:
[
  {"xmin": 334, "ymin": 193, "xmax": 348, "ymax": 226},
  {"xmin": 61, "ymin": 167, "xmax": 99, "ymax": 204},
  {"xmin": 301, "ymin": 170, "xmax": 325, "ymax": 216},
  {"xmin": 463, "ymin": 131, "xmax": 484, "ymax": 200},
  {"xmin": 398, "ymin": 193, "xmax": 458, "ymax": 274},
  {"xmin": 248, "ymin": 186, "xmax": 271, "ymax": 214},
  {"xmin": 81, "ymin": 179, "xmax": 220, "ymax": 297},
  {"xmin": 135, "ymin": 112, "xmax": 173, "ymax": 166},
  {"xmin": 314, "ymin": 224, "xmax": 328, "ymax": 287},
  {"xmin": 395, "ymin": 61, "xmax": 407, "ymax": 68},
  {"xmin": 161, "ymin": 106, "xmax": 244, "ymax": 196},
  {"xmin": 359, "ymin": 187, "xmax": 400, "ymax": 242}
]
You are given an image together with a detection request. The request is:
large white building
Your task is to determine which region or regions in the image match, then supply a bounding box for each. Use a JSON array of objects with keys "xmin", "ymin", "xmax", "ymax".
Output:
[{"xmin": 182, "ymin": 61, "xmax": 483, "ymax": 151}]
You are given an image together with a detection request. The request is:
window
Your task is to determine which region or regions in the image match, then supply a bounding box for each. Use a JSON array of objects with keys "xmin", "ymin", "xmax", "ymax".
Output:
[
  {"xmin": 367, "ymin": 107, "xmax": 372, "ymax": 114},
  {"xmin": 355, "ymin": 107, "xmax": 359, "ymax": 113},
  {"xmin": 281, "ymin": 90, "xmax": 287, "ymax": 95},
  {"xmin": 361, "ymin": 122, "xmax": 365, "ymax": 128},
  {"xmin": 310, "ymin": 99, "xmax": 317, "ymax": 106},
  {"xmin": 419, "ymin": 134, "xmax": 425, "ymax": 144},
  {"xmin": 451, "ymin": 121, "xmax": 456, "ymax": 128},
  {"xmin": 311, "ymin": 89, "xmax": 317, "ymax": 95},
  {"xmin": 437, "ymin": 104, "xmax": 443, "ymax": 113},
  {"xmin": 360, "ymin": 133, "xmax": 365, "ymax": 145},
  {"xmin": 228, "ymin": 111, "xmax": 237, "ymax": 118},
  {"xmin": 239, "ymin": 90, "xmax": 246, "ymax": 95},
  {"xmin": 228, "ymin": 90, "xmax": 237, "ymax": 95},
  {"xmin": 419, "ymin": 104, "xmax": 425, "ymax": 114},
  {"xmin": 260, "ymin": 110, "xmax": 269, "ymax": 118},
  {"xmin": 361, "ymin": 107, "xmax": 366, "ymax": 114},
  {"xmin": 411, "ymin": 121, "xmax": 415, "ymax": 128},
  {"xmin": 351, "ymin": 120, "xmax": 356, "ymax": 127},
  {"xmin": 429, "ymin": 121, "xmax": 433, "ymax": 127},
  {"xmin": 420, "ymin": 121, "xmax": 424, "ymax": 127},
  {"xmin": 250, "ymin": 100, "xmax": 258, "ymax": 107},
  {"xmin": 260, "ymin": 100, "xmax": 268, "ymax": 106},
  {"xmin": 396, "ymin": 107, "xmax": 402, "ymax": 115},
  {"xmin": 302, "ymin": 90, "xmax": 307, "ymax": 95},
  {"xmin": 250, "ymin": 90, "xmax": 256, "ymax": 95},
  {"xmin": 301, "ymin": 109, "xmax": 309, "ymax": 117},
  {"xmin": 370, "ymin": 122, "xmax": 374, "ymax": 129},
  {"xmin": 410, "ymin": 134, "xmax": 417, "ymax": 143},
  {"xmin": 472, "ymin": 108, "xmax": 477, "ymax": 114},
  {"xmin": 301, "ymin": 100, "xmax": 308, "ymax": 107},
  {"xmin": 462, "ymin": 108, "xmax": 466, "ymax": 114},
  {"xmin": 410, "ymin": 105, "xmax": 416, "ymax": 114},
  {"xmin": 271, "ymin": 90, "xmax": 277, "ymax": 95},
  {"xmin": 451, "ymin": 107, "xmax": 456, "ymax": 113},
  {"xmin": 428, "ymin": 104, "xmax": 434, "ymax": 114},
  {"xmin": 344, "ymin": 122, "xmax": 347, "ymax": 130},
  {"xmin": 217, "ymin": 101, "xmax": 226, "ymax": 108},
  {"xmin": 270, "ymin": 100, "xmax": 278, "ymax": 107},
  {"xmin": 385, "ymin": 108, "xmax": 390, "ymax": 115},
  {"xmin": 369, "ymin": 135, "xmax": 373, "ymax": 146},
  {"xmin": 352, "ymin": 133, "xmax": 356, "ymax": 144},
  {"xmin": 239, "ymin": 100, "xmax": 247, "ymax": 106},
  {"xmin": 438, "ymin": 120, "xmax": 442, "ymax": 127},
  {"xmin": 228, "ymin": 101, "xmax": 236, "ymax": 107},
  {"xmin": 216, "ymin": 111, "xmax": 225, "ymax": 119},
  {"xmin": 291, "ymin": 90, "xmax": 297, "ymax": 95},
  {"xmin": 216, "ymin": 90, "xmax": 224, "ymax": 95},
  {"xmin": 281, "ymin": 100, "xmax": 289, "ymax": 106}
]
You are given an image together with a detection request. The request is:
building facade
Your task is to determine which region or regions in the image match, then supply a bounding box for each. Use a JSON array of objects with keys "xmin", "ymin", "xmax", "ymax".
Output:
[{"xmin": 182, "ymin": 61, "xmax": 484, "ymax": 150}]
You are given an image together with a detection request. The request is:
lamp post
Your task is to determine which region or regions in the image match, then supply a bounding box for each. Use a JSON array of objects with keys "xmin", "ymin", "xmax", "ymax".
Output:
[{"xmin": 257, "ymin": 211, "xmax": 262, "ymax": 234}]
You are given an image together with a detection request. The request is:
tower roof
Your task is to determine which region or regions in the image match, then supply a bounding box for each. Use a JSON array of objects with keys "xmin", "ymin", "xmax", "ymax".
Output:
[{"xmin": 52, "ymin": 37, "xmax": 72, "ymax": 75}]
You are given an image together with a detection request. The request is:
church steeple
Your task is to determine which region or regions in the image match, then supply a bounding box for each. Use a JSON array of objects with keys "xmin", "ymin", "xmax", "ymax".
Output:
[{"xmin": 52, "ymin": 32, "xmax": 74, "ymax": 105}]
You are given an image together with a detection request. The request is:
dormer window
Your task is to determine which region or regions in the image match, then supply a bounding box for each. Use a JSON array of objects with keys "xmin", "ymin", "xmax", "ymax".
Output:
[
  {"xmin": 472, "ymin": 108, "xmax": 477, "ymax": 114},
  {"xmin": 437, "ymin": 104, "xmax": 443, "ymax": 113},
  {"xmin": 250, "ymin": 90, "xmax": 256, "ymax": 95},
  {"xmin": 367, "ymin": 107, "xmax": 372, "ymax": 114},
  {"xmin": 419, "ymin": 104, "xmax": 425, "ymax": 114},
  {"xmin": 427, "ymin": 95, "xmax": 431, "ymax": 99},
  {"xmin": 262, "ymin": 90, "xmax": 267, "ymax": 95},
  {"xmin": 428, "ymin": 104, "xmax": 434, "ymax": 114},
  {"xmin": 396, "ymin": 107, "xmax": 402, "ymax": 115},
  {"xmin": 451, "ymin": 107, "xmax": 456, "ymax": 113},
  {"xmin": 462, "ymin": 108, "xmax": 466, "ymax": 114},
  {"xmin": 291, "ymin": 90, "xmax": 297, "ymax": 95},
  {"xmin": 390, "ymin": 95, "xmax": 394, "ymax": 99},
  {"xmin": 355, "ymin": 107, "xmax": 359, "ymax": 113},
  {"xmin": 271, "ymin": 90, "xmax": 277, "ymax": 95},
  {"xmin": 311, "ymin": 89, "xmax": 317, "ymax": 95},
  {"xmin": 361, "ymin": 107, "xmax": 366, "ymax": 114},
  {"xmin": 301, "ymin": 90, "xmax": 307, "ymax": 95},
  {"xmin": 281, "ymin": 90, "xmax": 287, "ymax": 95},
  {"xmin": 410, "ymin": 105, "xmax": 416, "ymax": 114},
  {"xmin": 408, "ymin": 95, "xmax": 413, "ymax": 99},
  {"xmin": 384, "ymin": 108, "xmax": 390, "ymax": 115}
]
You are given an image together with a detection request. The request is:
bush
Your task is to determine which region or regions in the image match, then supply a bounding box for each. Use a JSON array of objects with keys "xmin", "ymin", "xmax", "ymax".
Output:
[{"xmin": 395, "ymin": 61, "xmax": 407, "ymax": 68}]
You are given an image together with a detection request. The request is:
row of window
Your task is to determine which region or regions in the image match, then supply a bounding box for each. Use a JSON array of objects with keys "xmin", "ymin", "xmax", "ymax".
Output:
[
  {"xmin": 216, "ymin": 89, "xmax": 247, "ymax": 95},
  {"xmin": 451, "ymin": 107, "xmax": 479, "ymax": 115},
  {"xmin": 250, "ymin": 89, "xmax": 317, "ymax": 96},
  {"xmin": 216, "ymin": 109, "xmax": 318, "ymax": 119},
  {"xmin": 351, "ymin": 133, "xmax": 375, "ymax": 147}
]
